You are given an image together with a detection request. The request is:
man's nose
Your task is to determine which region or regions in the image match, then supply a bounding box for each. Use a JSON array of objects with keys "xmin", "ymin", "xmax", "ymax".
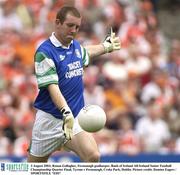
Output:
[{"xmin": 70, "ymin": 26, "xmax": 78, "ymax": 33}]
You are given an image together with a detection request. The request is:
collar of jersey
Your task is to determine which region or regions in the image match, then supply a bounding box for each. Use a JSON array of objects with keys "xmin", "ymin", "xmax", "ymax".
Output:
[{"xmin": 50, "ymin": 32, "xmax": 73, "ymax": 49}]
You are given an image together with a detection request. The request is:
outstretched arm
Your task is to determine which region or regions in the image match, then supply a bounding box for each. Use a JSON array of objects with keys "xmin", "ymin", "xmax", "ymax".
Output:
[
  {"xmin": 85, "ymin": 28, "xmax": 121, "ymax": 58},
  {"xmin": 85, "ymin": 44, "xmax": 105, "ymax": 58},
  {"xmin": 48, "ymin": 84, "xmax": 74, "ymax": 140}
]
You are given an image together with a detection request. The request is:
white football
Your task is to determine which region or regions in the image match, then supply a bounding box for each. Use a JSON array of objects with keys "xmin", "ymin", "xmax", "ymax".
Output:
[{"xmin": 78, "ymin": 105, "xmax": 106, "ymax": 132}]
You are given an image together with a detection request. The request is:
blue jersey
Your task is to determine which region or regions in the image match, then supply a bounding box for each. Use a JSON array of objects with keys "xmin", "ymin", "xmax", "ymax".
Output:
[{"xmin": 34, "ymin": 33, "xmax": 90, "ymax": 119}]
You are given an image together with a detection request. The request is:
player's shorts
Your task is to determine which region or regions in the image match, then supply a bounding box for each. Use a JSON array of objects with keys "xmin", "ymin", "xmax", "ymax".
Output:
[{"xmin": 29, "ymin": 109, "xmax": 83, "ymax": 157}]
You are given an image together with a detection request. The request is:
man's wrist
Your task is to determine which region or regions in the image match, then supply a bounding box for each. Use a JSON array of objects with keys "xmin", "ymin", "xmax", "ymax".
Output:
[
  {"xmin": 102, "ymin": 43, "xmax": 112, "ymax": 53},
  {"xmin": 60, "ymin": 106, "xmax": 72, "ymax": 119},
  {"xmin": 102, "ymin": 43, "xmax": 108, "ymax": 53}
]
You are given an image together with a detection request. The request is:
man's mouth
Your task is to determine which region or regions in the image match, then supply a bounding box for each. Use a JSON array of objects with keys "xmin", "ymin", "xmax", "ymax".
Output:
[
  {"xmin": 67, "ymin": 33, "xmax": 75, "ymax": 38},
  {"xmin": 67, "ymin": 35, "xmax": 73, "ymax": 39}
]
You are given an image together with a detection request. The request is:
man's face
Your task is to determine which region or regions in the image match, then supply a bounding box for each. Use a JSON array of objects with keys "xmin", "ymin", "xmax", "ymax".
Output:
[{"xmin": 55, "ymin": 13, "xmax": 81, "ymax": 46}]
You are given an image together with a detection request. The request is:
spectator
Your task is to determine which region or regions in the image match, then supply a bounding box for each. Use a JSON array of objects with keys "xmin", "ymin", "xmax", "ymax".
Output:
[
  {"xmin": 141, "ymin": 68, "xmax": 174, "ymax": 106},
  {"xmin": 135, "ymin": 100, "xmax": 171, "ymax": 152},
  {"xmin": 117, "ymin": 116, "xmax": 141, "ymax": 155}
]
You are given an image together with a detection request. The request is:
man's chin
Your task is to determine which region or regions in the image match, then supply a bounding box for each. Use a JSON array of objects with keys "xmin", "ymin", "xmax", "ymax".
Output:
[
  {"xmin": 63, "ymin": 36, "xmax": 74, "ymax": 46},
  {"xmin": 65, "ymin": 36, "xmax": 72, "ymax": 42},
  {"xmin": 67, "ymin": 36, "xmax": 74, "ymax": 40}
]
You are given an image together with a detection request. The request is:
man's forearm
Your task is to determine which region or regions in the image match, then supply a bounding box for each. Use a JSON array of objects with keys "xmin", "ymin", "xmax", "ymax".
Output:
[
  {"xmin": 85, "ymin": 28, "xmax": 121, "ymax": 58},
  {"xmin": 48, "ymin": 84, "xmax": 68, "ymax": 110},
  {"xmin": 48, "ymin": 84, "xmax": 74, "ymax": 140},
  {"xmin": 85, "ymin": 44, "xmax": 105, "ymax": 58}
]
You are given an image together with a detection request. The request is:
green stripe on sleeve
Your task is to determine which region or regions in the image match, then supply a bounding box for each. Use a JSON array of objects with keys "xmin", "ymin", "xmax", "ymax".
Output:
[
  {"xmin": 81, "ymin": 46, "xmax": 90, "ymax": 66},
  {"xmin": 34, "ymin": 52, "xmax": 58, "ymax": 88},
  {"xmin": 82, "ymin": 47, "xmax": 87, "ymax": 64},
  {"xmin": 35, "ymin": 52, "xmax": 48, "ymax": 62}
]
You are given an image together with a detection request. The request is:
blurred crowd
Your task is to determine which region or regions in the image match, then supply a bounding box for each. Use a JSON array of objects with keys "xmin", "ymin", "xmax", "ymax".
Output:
[{"xmin": 0, "ymin": 0, "xmax": 179, "ymax": 157}]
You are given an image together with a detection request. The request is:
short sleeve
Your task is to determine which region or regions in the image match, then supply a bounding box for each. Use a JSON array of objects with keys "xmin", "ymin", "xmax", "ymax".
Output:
[
  {"xmin": 34, "ymin": 52, "xmax": 58, "ymax": 88},
  {"xmin": 80, "ymin": 45, "xmax": 90, "ymax": 67}
]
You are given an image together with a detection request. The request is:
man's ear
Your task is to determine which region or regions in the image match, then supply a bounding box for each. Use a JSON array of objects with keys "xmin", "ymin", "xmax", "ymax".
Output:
[{"xmin": 55, "ymin": 19, "xmax": 60, "ymax": 25}]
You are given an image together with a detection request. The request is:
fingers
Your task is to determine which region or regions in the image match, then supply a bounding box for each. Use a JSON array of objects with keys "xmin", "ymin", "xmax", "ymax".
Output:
[
  {"xmin": 112, "ymin": 36, "xmax": 121, "ymax": 50},
  {"xmin": 64, "ymin": 125, "xmax": 73, "ymax": 140},
  {"xmin": 114, "ymin": 45, "xmax": 121, "ymax": 50},
  {"xmin": 63, "ymin": 115, "xmax": 74, "ymax": 140},
  {"xmin": 110, "ymin": 27, "xmax": 115, "ymax": 39},
  {"xmin": 114, "ymin": 39, "xmax": 121, "ymax": 46},
  {"xmin": 110, "ymin": 28, "xmax": 119, "ymax": 46},
  {"xmin": 103, "ymin": 27, "xmax": 121, "ymax": 53},
  {"xmin": 110, "ymin": 27, "xmax": 113, "ymax": 35},
  {"xmin": 61, "ymin": 106, "xmax": 74, "ymax": 140},
  {"xmin": 64, "ymin": 120, "xmax": 73, "ymax": 140},
  {"xmin": 113, "ymin": 36, "xmax": 120, "ymax": 43}
]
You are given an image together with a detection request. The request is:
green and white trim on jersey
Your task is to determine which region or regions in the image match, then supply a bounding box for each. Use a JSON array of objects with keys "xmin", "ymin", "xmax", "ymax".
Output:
[
  {"xmin": 49, "ymin": 32, "xmax": 90, "ymax": 66},
  {"xmin": 80, "ymin": 45, "xmax": 89, "ymax": 67},
  {"xmin": 49, "ymin": 32, "xmax": 90, "ymax": 67},
  {"xmin": 34, "ymin": 32, "xmax": 90, "ymax": 89},
  {"xmin": 35, "ymin": 52, "xmax": 58, "ymax": 88}
]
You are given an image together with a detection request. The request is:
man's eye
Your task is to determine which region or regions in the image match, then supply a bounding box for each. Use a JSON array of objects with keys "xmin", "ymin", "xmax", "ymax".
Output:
[
  {"xmin": 67, "ymin": 24, "xmax": 74, "ymax": 27},
  {"xmin": 67, "ymin": 24, "xmax": 79, "ymax": 30}
]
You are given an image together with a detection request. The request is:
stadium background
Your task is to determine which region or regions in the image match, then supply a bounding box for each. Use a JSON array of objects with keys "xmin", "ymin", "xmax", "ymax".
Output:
[{"xmin": 0, "ymin": 0, "xmax": 179, "ymax": 162}]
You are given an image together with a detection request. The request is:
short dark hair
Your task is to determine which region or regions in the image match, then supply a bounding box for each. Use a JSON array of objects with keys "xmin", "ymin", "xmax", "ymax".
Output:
[{"xmin": 56, "ymin": 6, "xmax": 81, "ymax": 24}]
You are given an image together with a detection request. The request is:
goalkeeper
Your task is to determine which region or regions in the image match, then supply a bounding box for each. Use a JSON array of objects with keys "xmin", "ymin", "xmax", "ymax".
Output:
[{"xmin": 27, "ymin": 6, "xmax": 120, "ymax": 162}]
